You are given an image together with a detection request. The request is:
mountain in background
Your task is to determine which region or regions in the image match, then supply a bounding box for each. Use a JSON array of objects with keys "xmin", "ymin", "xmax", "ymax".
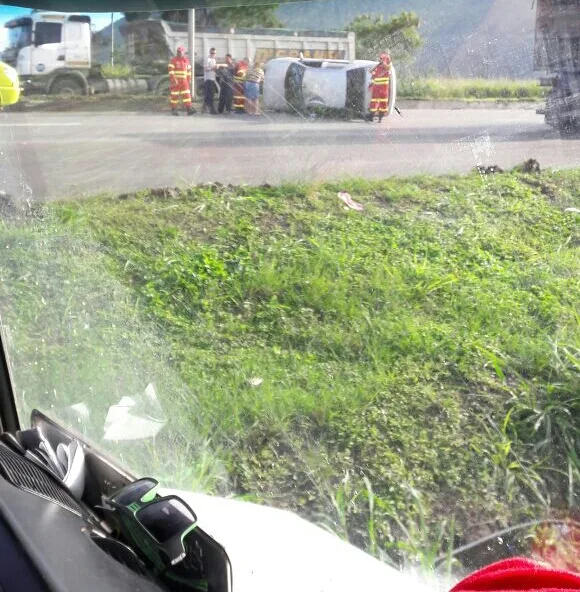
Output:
[
  {"xmin": 93, "ymin": 0, "xmax": 537, "ymax": 79},
  {"xmin": 277, "ymin": 0, "xmax": 537, "ymax": 78},
  {"xmin": 92, "ymin": 16, "xmax": 127, "ymax": 65}
]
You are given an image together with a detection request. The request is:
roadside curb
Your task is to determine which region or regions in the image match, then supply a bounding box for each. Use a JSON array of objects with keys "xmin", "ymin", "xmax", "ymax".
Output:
[{"xmin": 8, "ymin": 98, "xmax": 544, "ymax": 114}]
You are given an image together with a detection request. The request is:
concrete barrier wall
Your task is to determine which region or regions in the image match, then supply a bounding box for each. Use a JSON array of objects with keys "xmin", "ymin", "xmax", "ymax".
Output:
[{"xmin": 104, "ymin": 78, "xmax": 149, "ymax": 94}]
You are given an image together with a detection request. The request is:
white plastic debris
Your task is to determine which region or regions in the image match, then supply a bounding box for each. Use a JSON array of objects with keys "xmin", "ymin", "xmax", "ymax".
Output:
[
  {"xmin": 337, "ymin": 192, "xmax": 364, "ymax": 212},
  {"xmin": 69, "ymin": 402, "xmax": 90, "ymax": 420},
  {"xmin": 103, "ymin": 383, "xmax": 166, "ymax": 441}
]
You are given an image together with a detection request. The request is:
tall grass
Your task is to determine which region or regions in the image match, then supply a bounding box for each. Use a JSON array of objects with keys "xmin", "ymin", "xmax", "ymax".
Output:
[
  {"xmin": 0, "ymin": 169, "xmax": 578, "ymax": 569},
  {"xmin": 398, "ymin": 78, "xmax": 548, "ymax": 100}
]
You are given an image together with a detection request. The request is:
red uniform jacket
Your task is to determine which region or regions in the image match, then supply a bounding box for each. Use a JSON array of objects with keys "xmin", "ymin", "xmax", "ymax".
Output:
[
  {"xmin": 369, "ymin": 61, "xmax": 391, "ymax": 114},
  {"xmin": 168, "ymin": 56, "xmax": 192, "ymax": 89}
]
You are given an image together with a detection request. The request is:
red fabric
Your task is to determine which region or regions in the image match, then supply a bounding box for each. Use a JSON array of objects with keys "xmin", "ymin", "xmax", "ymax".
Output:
[
  {"xmin": 168, "ymin": 56, "xmax": 192, "ymax": 84},
  {"xmin": 369, "ymin": 62, "xmax": 391, "ymax": 115},
  {"xmin": 233, "ymin": 60, "xmax": 248, "ymax": 112},
  {"xmin": 451, "ymin": 558, "xmax": 580, "ymax": 592}
]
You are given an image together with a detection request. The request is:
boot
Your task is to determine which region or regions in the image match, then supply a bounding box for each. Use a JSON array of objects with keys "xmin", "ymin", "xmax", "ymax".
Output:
[
  {"xmin": 171, "ymin": 109, "xmax": 179, "ymax": 116},
  {"xmin": 187, "ymin": 108, "xmax": 196, "ymax": 116}
]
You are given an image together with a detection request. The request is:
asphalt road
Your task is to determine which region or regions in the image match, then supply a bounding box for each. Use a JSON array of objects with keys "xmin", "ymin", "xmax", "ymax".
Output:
[{"xmin": 1, "ymin": 108, "xmax": 579, "ymax": 201}]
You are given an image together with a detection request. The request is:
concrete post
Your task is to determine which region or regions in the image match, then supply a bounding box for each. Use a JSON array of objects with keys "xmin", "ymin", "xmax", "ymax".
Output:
[{"xmin": 188, "ymin": 9, "xmax": 196, "ymax": 99}]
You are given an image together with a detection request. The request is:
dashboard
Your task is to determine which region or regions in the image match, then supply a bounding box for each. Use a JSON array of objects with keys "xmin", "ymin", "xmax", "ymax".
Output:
[{"xmin": 0, "ymin": 411, "xmax": 231, "ymax": 592}]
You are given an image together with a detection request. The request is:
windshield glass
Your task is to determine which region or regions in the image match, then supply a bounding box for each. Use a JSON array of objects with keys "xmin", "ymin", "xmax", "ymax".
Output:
[
  {"xmin": 0, "ymin": 0, "xmax": 579, "ymax": 588},
  {"xmin": 6, "ymin": 23, "xmax": 31, "ymax": 49}
]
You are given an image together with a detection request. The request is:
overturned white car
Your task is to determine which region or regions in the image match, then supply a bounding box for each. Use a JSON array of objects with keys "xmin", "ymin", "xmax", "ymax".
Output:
[{"xmin": 263, "ymin": 57, "xmax": 397, "ymax": 119}]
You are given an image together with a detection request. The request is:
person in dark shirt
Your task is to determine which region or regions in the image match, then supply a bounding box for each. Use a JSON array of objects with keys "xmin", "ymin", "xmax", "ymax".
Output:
[{"xmin": 217, "ymin": 54, "xmax": 236, "ymax": 114}]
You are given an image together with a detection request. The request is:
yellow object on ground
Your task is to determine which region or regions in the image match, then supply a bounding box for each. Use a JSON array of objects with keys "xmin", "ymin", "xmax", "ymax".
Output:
[{"xmin": 0, "ymin": 62, "xmax": 21, "ymax": 107}]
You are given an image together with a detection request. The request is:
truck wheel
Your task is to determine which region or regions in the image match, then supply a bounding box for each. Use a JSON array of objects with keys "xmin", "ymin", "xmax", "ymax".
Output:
[
  {"xmin": 155, "ymin": 79, "xmax": 170, "ymax": 96},
  {"xmin": 50, "ymin": 77, "xmax": 84, "ymax": 96},
  {"xmin": 555, "ymin": 117, "xmax": 578, "ymax": 136}
]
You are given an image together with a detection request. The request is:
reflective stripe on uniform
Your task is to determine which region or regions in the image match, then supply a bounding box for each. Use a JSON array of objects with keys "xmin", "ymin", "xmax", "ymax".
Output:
[
  {"xmin": 370, "ymin": 94, "xmax": 389, "ymax": 114},
  {"xmin": 234, "ymin": 94, "xmax": 245, "ymax": 110},
  {"xmin": 373, "ymin": 77, "xmax": 390, "ymax": 83}
]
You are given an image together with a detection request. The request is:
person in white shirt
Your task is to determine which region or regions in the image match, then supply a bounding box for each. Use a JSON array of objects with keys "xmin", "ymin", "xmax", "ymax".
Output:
[{"xmin": 203, "ymin": 47, "xmax": 218, "ymax": 114}]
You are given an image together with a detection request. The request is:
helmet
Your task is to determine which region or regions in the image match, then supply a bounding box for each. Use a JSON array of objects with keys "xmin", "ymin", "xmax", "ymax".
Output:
[
  {"xmin": 379, "ymin": 52, "xmax": 389, "ymax": 61},
  {"xmin": 176, "ymin": 46, "xmax": 185, "ymax": 54}
]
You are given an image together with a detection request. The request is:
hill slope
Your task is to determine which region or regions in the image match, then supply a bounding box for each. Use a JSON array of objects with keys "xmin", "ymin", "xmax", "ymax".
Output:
[
  {"xmin": 446, "ymin": 0, "xmax": 536, "ymax": 78},
  {"xmin": 278, "ymin": 0, "xmax": 537, "ymax": 78}
]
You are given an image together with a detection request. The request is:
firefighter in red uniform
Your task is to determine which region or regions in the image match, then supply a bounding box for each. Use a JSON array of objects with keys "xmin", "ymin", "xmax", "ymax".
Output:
[
  {"xmin": 233, "ymin": 58, "xmax": 249, "ymax": 113},
  {"xmin": 369, "ymin": 51, "xmax": 392, "ymax": 123},
  {"xmin": 168, "ymin": 46, "xmax": 195, "ymax": 116}
]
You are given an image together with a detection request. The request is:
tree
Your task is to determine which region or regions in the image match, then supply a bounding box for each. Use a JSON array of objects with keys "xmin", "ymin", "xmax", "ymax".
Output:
[
  {"xmin": 123, "ymin": 12, "xmax": 148, "ymax": 22},
  {"xmin": 207, "ymin": 6, "xmax": 282, "ymax": 28},
  {"xmin": 125, "ymin": 6, "xmax": 282, "ymax": 28},
  {"xmin": 346, "ymin": 11, "xmax": 422, "ymax": 65}
]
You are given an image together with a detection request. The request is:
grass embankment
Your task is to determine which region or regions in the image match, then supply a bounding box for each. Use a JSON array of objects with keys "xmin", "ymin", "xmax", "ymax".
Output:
[
  {"xmin": 398, "ymin": 78, "xmax": 548, "ymax": 101},
  {"xmin": 0, "ymin": 170, "xmax": 578, "ymax": 569}
]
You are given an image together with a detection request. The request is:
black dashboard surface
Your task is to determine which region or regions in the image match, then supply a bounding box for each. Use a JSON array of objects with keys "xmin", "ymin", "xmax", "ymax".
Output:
[
  {"xmin": 0, "ymin": 443, "xmax": 164, "ymax": 592},
  {"xmin": 0, "ymin": 517, "xmax": 47, "ymax": 592}
]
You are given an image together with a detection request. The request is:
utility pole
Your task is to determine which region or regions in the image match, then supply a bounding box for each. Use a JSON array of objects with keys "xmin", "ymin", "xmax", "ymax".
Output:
[
  {"xmin": 188, "ymin": 9, "xmax": 196, "ymax": 99},
  {"xmin": 110, "ymin": 12, "xmax": 115, "ymax": 67}
]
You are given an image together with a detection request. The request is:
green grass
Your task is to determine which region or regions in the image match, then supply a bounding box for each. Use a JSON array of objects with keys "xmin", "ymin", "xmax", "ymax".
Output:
[
  {"xmin": 398, "ymin": 78, "xmax": 548, "ymax": 101},
  {"xmin": 100, "ymin": 63, "xmax": 136, "ymax": 79},
  {"xmin": 0, "ymin": 170, "xmax": 578, "ymax": 569}
]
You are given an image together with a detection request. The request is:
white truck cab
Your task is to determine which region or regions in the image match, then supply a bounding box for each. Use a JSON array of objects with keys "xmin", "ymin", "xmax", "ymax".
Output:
[{"xmin": 3, "ymin": 12, "xmax": 91, "ymax": 94}]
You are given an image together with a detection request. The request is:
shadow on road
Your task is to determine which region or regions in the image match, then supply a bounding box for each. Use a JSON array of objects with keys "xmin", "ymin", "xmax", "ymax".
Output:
[{"xmin": 119, "ymin": 124, "xmax": 563, "ymax": 150}]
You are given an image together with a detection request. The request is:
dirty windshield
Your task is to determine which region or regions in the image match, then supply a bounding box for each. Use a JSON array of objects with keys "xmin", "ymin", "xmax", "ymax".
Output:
[{"xmin": 0, "ymin": 0, "xmax": 579, "ymax": 585}]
